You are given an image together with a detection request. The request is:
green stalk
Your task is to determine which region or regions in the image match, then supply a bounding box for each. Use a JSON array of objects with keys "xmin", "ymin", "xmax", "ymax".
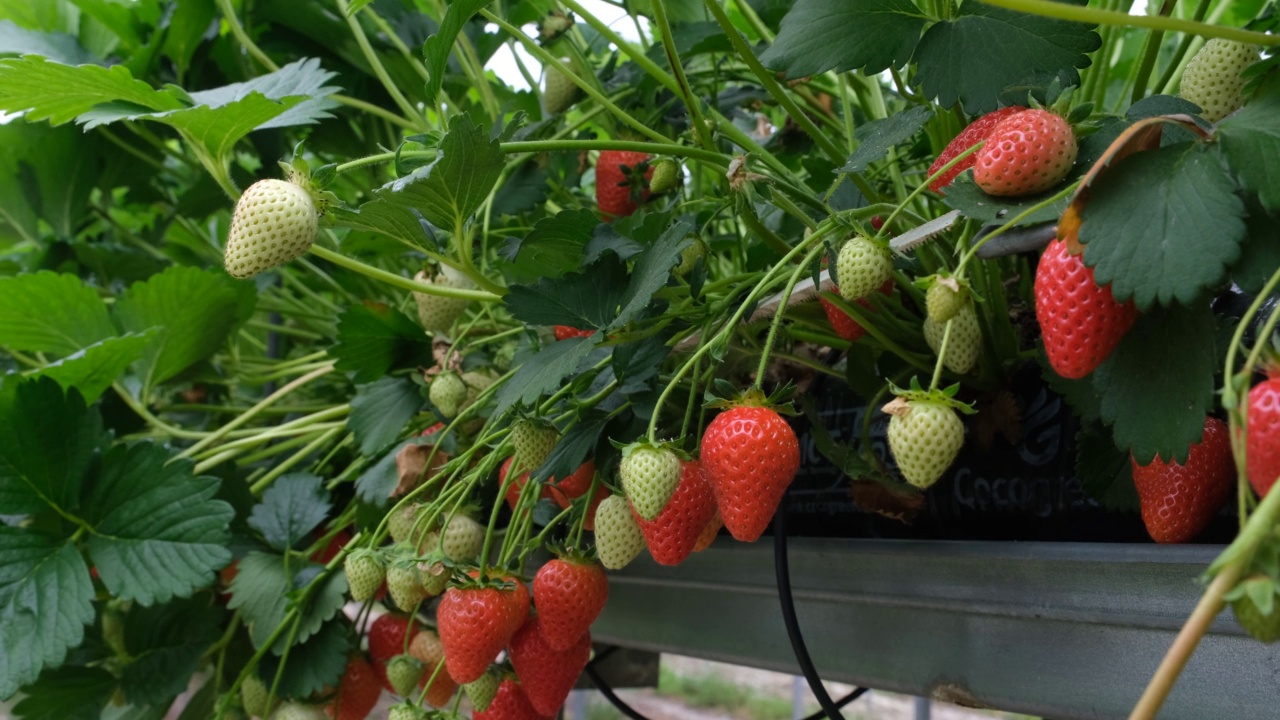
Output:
[
  {"xmin": 336, "ymin": 0, "xmax": 429, "ymax": 130},
  {"xmin": 307, "ymin": 245, "xmax": 503, "ymax": 300},
  {"xmin": 754, "ymin": 245, "xmax": 826, "ymax": 387},
  {"xmin": 977, "ymin": 0, "xmax": 1279, "ymax": 45},
  {"xmin": 653, "ymin": 0, "xmax": 716, "ymax": 149}
]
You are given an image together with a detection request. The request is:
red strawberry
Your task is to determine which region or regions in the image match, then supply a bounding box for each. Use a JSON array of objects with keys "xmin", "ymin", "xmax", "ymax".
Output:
[
  {"xmin": 1131, "ymin": 416, "xmax": 1234, "ymax": 543},
  {"xmin": 701, "ymin": 391, "xmax": 801, "ymax": 542},
  {"xmin": 1248, "ymin": 373, "xmax": 1280, "ymax": 498},
  {"xmin": 631, "ymin": 460, "xmax": 718, "ymax": 566},
  {"xmin": 1035, "ymin": 239, "xmax": 1138, "ymax": 379},
  {"xmin": 821, "ymin": 280, "xmax": 892, "ymax": 342},
  {"xmin": 973, "ymin": 109, "xmax": 1077, "ymax": 197},
  {"xmin": 596, "ymin": 150, "xmax": 652, "ymax": 221},
  {"xmin": 927, "ymin": 106, "xmax": 1026, "ymax": 193},
  {"xmin": 508, "ymin": 617, "xmax": 592, "ymax": 716},
  {"xmin": 548, "ymin": 460, "xmax": 596, "ymax": 506},
  {"xmin": 870, "ymin": 216, "xmax": 885, "ymax": 231},
  {"xmin": 474, "ymin": 679, "xmax": 551, "ymax": 720},
  {"xmin": 436, "ymin": 583, "xmax": 530, "ymax": 684},
  {"xmin": 328, "ymin": 655, "xmax": 382, "ymax": 720},
  {"xmin": 532, "ymin": 556, "xmax": 608, "ymax": 651},
  {"xmin": 553, "ymin": 326, "xmax": 595, "ymax": 340},
  {"xmin": 502, "ymin": 457, "xmax": 551, "ymax": 511},
  {"xmin": 368, "ymin": 614, "xmax": 413, "ymax": 691}
]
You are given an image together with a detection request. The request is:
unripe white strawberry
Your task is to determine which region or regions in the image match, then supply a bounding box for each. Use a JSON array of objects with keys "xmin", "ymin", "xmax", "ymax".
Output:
[
  {"xmin": 343, "ymin": 549, "xmax": 385, "ymax": 602},
  {"xmin": 922, "ymin": 301, "xmax": 981, "ymax": 374},
  {"xmin": 387, "ymin": 549, "xmax": 428, "ymax": 610},
  {"xmin": 430, "ymin": 372, "xmax": 467, "ymax": 418},
  {"xmin": 836, "ymin": 236, "xmax": 893, "ymax": 302},
  {"xmin": 224, "ymin": 179, "xmax": 318, "ymax": 279},
  {"xmin": 510, "ymin": 419, "xmax": 558, "ymax": 473},
  {"xmin": 618, "ymin": 442, "xmax": 682, "ymax": 521},
  {"xmin": 1181, "ymin": 39, "xmax": 1260, "ymax": 122},
  {"xmin": 543, "ymin": 59, "xmax": 581, "ymax": 115},
  {"xmin": 594, "ymin": 494, "xmax": 646, "ymax": 569},
  {"xmin": 925, "ymin": 277, "xmax": 964, "ymax": 323},
  {"xmin": 418, "ymin": 560, "xmax": 451, "ymax": 596},
  {"xmin": 463, "ymin": 667, "xmax": 502, "ymax": 712},
  {"xmin": 269, "ymin": 702, "xmax": 327, "ymax": 720},
  {"xmin": 413, "ymin": 265, "xmax": 474, "ymax": 334},
  {"xmin": 241, "ymin": 675, "xmax": 277, "ymax": 718},
  {"xmin": 388, "ymin": 502, "xmax": 425, "ymax": 545},
  {"xmin": 386, "ymin": 654, "xmax": 425, "ymax": 697},
  {"xmin": 436, "ymin": 514, "xmax": 485, "ymax": 562},
  {"xmin": 884, "ymin": 397, "xmax": 964, "ymax": 489}
]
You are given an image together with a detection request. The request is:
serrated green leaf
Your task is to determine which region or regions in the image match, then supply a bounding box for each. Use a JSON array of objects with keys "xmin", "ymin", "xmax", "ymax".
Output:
[
  {"xmin": 330, "ymin": 302, "xmax": 434, "ymax": 383},
  {"xmin": 913, "ymin": 2, "xmax": 1100, "ymax": 114},
  {"xmin": 503, "ymin": 208, "xmax": 598, "ymax": 283},
  {"xmin": 137, "ymin": 93, "xmax": 305, "ymax": 158},
  {"xmin": 494, "ymin": 337, "xmax": 597, "ymax": 416},
  {"xmin": 226, "ymin": 553, "xmax": 347, "ymax": 654},
  {"xmin": 1076, "ymin": 421, "xmax": 1138, "ymax": 512},
  {"xmin": 255, "ymin": 618, "xmax": 349, "ymax": 700},
  {"xmin": 423, "ymin": 0, "xmax": 492, "ymax": 106},
  {"xmin": 1231, "ymin": 202, "xmax": 1280, "ymax": 293},
  {"xmin": 349, "ymin": 376, "xmax": 423, "ymax": 456},
  {"xmin": 183, "ymin": 58, "xmax": 339, "ymax": 131},
  {"xmin": 1093, "ymin": 302, "xmax": 1216, "ymax": 464},
  {"xmin": 119, "ymin": 596, "xmax": 224, "ymax": 706},
  {"xmin": 1125, "ymin": 94, "xmax": 1203, "ymax": 120},
  {"xmin": 34, "ymin": 331, "xmax": 157, "ymax": 403},
  {"xmin": 9, "ymin": 666, "xmax": 115, "ymax": 720},
  {"xmin": 112, "ymin": 266, "xmax": 245, "ymax": 390},
  {"xmin": 0, "ymin": 272, "xmax": 116, "ymax": 355},
  {"xmin": 612, "ymin": 332, "xmax": 672, "ymax": 395},
  {"xmin": 611, "ymin": 220, "xmax": 694, "ymax": 329},
  {"xmin": 0, "ymin": 55, "xmax": 182, "ymax": 124},
  {"xmin": 0, "ymin": 19, "xmax": 97, "ymax": 65},
  {"xmin": 84, "ymin": 443, "xmax": 233, "ymax": 605},
  {"xmin": 535, "ymin": 413, "xmax": 607, "ymax": 483},
  {"xmin": 504, "ymin": 257, "xmax": 627, "ymax": 329},
  {"xmin": 758, "ymin": 0, "xmax": 926, "ymax": 78},
  {"xmin": 248, "ymin": 474, "xmax": 332, "ymax": 553},
  {"xmin": 1079, "ymin": 142, "xmax": 1246, "ymax": 309},
  {"xmin": 1217, "ymin": 83, "xmax": 1280, "ymax": 213},
  {"xmin": 838, "ymin": 105, "xmax": 934, "ymax": 174},
  {"xmin": 354, "ymin": 440, "xmax": 414, "ymax": 507},
  {"xmin": 0, "ymin": 376, "xmax": 103, "ymax": 516},
  {"xmin": 0, "ymin": 527, "xmax": 95, "ymax": 700},
  {"xmin": 941, "ymin": 172, "xmax": 1071, "ymax": 225}
]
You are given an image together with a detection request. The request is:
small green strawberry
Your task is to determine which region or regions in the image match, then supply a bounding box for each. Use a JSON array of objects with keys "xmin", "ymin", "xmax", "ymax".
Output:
[
  {"xmin": 343, "ymin": 549, "xmax": 386, "ymax": 603},
  {"xmin": 1230, "ymin": 575, "xmax": 1280, "ymax": 643},
  {"xmin": 225, "ymin": 178, "xmax": 318, "ymax": 279},
  {"xmin": 675, "ymin": 234, "xmax": 708, "ymax": 277},
  {"xmin": 241, "ymin": 675, "xmax": 277, "ymax": 718},
  {"xmin": 884, "ymin": 391, "xmax": 967, "ymax": 489},
  {"xmin": 619, "ymin": 441, "xmax": 683, "ymax": 521},
  {"xmin": 386, "ymin": 654, "xmax": 425, "ymax": 696},
  {"xmin": 430, "ymin": 372, "xmax": 468, "ymax": 418},
  {"xmin": 268, "ymin": 702, "xmax": 327, "ymax": 720},
  {"xmin": 1180, "ymin": 39, "xmax": 1260, "ymax": 122},
  {"xmin": 543, "ymin": 59, "xmax": 582, "ymax": 115},
  {"xmin": 464, "ymin": 667, "xmax": 502, "ymax": 712},
  {"xmin": 388, "ymin": 502, "xmax": 424, "ymax": 546},
  {"xmin": 413, "ymin": 265, "xmax": 474, "ymax": 334},
  {"xmin": 418, "ymin": 560, "xmax": 451, "ymax": 596},
  {"xmin": 594, "ymin": 494, "xmax": 646, "ymax": 569},
  {"xmin": 649, "ymin": 158, "xmax": 680, "ymax": 194},
  {"xmin": 388, "ymin": 704, "xmax": 425, "ymax": 720},
  {"xmin": 387, "ymin": 551, "xmax": 428, "ymax": 610},
  {"xmin": 836, "ymin": 236, "xmax": 894, "ymax": 302},
  {"xmin": 437, "ymin": 514, "xmax": 485, "ymax": 562},
  {"xmin": 922, "ymin": 301, "xmax": 981, "ymax": 375},
  {"xmin": 925, "ymin": 276, "xmax": 965, "ymax": 323},
  {"xmin": 511, "ymin": 419, "xmax": 558, "ymax": 473}
]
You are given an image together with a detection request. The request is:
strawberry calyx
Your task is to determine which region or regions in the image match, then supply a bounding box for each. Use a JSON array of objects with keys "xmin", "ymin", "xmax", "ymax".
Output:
[
  {"xmin": 610, "ymin": 437, "xmax": 692, "ymax": 462},
  {"xmin": 703, "ymin": 382, "xmax": 797, "ymax": 415},
  {"xmin": 885, "ymin": 378, "xmax": 976, "ymax": 415},
  {"xmin": 276, "ymin": 157, "xmax": 339, "ymax": 216}
]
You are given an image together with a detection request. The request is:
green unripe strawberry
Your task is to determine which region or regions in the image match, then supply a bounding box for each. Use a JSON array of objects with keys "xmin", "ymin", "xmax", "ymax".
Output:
[
  {"xmin": 388, "ymin": 705, "xmax": 424, "ymax": 720},
  {"xmin": 543, "ymin": 59, "xmax": 582, "ymax": 115},
  {"xmin": 1230, "ymin": 575, "xmax": 1280, "ymax": 643},
  {"xmin": 884, "ymin": 396, "xmax": 964, "ymax": 489},
  {"xmin": 922, "ymin": 301, "xmax": 981, "ymax": 375},
  {"xmin": 464, "ymin": 667, "xmax": 502, "ymax": 712},
  {"xmin": 511, "ymin": 419, "xmax": 558, "ymax": 473},
  {"xmin": 418, "ymin": 560, "xmax": 451, "ymax": 596},
  {"xmin": 413, "ymin": 266, "xmax": 474, "ymax": 334},
  {"xmin": 225, "ymin": 179, "xmax": 318, "ymax": 279},
  {"xmin": 430, "ymin": 372, "xmax": 467, "ymax": 418},
  {"xmin": 269, "ymin": 702, "xmax": 327, "ymax": 720},
  {"xmin": 836, "ymin": 236, "xmax": 893, "ymax": 302},
  {"xmin": 437, "ymin": 514, "xmax": 485, "ymax": 562},
  {"xmin": 925, "ymin": 277, "xmax": 964, "ymax": 323},
  {"xmin": 387, "ymin": 552, "xmax": 428, "ymax": 610},
  {"xmin": 343, "ymin": 549, "xmax": 385, "ymax": 603},
  {"xmin": 675, "ymin": 235, "xmax": 708, "ymax": 277},
  {"xmin": 594, "ymin": 494, "xmax": 646, "ymax": 569},
  {"xmin": 388, "ymin": 503, "xmax": 424, "ymax": 546},
  {"xmin": 386, "ymin": 654, "xmax": 425, "ymax": 696},
  {"xmin": 649, "ymin": 158, "xmax": 680, "ymax": 194},
  {"xmin": 619, "ymin": 442, "xmax": 682, "ymax": 521},
  {"xmin": 241, "ymin": 675, "xmax": 277, "ymax": 718},
  {"xmin": 1180, "ymin": 39, "xmax": 1260, "ymax": 122}
]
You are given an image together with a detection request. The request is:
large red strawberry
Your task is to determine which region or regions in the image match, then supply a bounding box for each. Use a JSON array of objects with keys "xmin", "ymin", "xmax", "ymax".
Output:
[
  {"xmin": 328, "ymin": 654, "xmax": 382, "ymax": 720},
  {"xmin": 632, "ymin": 460, "xmax": 718, "ymax": 566},
  {"xmin": 596, "ymin": 150, "xmax": 652, "ymax": 221},
  {"xmin": 1248, "ymin": 373, "xmax": 1280, "ymax": 497},
  {"xmin": 1035, "ymin": 238, "xmax": 1138, "ymax": 379},
  {"xmin": 532, "ymin": 556, "xmax": 608, "ymax": 651},
  {"xmin": 548, "ymin": 460, "xmax": 596, "ymax": 507},
  {"xmin": 1131, "ymin": 416, "xmax": 1234, "ymax": 543},
  {"xmin": 474, "ymin": 679, "xmax": 551, "ymax": 720},
  {"xmin": 821, "ymin": 280, "xmax": 892, "ymax": 342},
  {"xmin": 927, "ymin": 106, "xmax": 1026, "ymax": 193},
  {"xmin": 436, "ymin": 583, "xmax": 530, "ymax": 684},
  {"xmin": 973, "ymin": 109, "xmax": 1077, "ymax": 197},
  {"xmin": 508, "ymin": 616, "xmax": 592, "ymax": 716},
  {"xmin": 701, "ymin": 390, "xmax": 800, "ymax": 541},
  {"xmin": 367, "ymin": 614, "xmax": 413, "ymax": 691}
]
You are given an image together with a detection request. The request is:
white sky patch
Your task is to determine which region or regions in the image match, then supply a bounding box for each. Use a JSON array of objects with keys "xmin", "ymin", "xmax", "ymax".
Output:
[
  {"xmin": 1130, "ymin": 0, "xmax": 1148, "ymax": 15},
  {"xmin": 484, "ymin": 0, "xmax": 649, "ymax": 91}
]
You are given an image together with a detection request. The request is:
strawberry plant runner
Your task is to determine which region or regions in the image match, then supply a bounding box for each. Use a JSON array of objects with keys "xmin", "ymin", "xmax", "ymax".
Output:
[{"xmin": 0, "ymin": 1, "xmax": 1277, "ymax": 719}]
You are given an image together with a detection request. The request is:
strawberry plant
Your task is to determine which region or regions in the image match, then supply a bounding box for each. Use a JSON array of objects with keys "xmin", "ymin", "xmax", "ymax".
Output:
[{"xmin": 0, "ymin": 0, "xmax": 1277, "ymax": 718}]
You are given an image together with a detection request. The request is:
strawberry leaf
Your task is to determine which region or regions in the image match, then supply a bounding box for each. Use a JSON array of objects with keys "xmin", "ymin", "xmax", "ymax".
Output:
[
  {"xmin": 493, "ymin": 337, "xmax": 599, "ymax": 417},
  {"xmin": 422, "ymin": 0, "xmax": 492, "ymax": 106},
  {"xmin": 248, "ymin": 474, "xmax": 332, "ymax": 553},
  {"xmin": 941, "ymin": 173, "xmax": 1070, "ymax": 225},
  {"xmin": 0, "ymin": 527, "xmax": 95, "ymax": 700},
  {"xmin": 84, "ymin": 443, "xmax": 234, "ymax": 605},
  {"xmin": 0, "ymin": 55, "xmax": 184, "ymax": 125},
  {"xmin": 0, "ymin": 272, "xmax": 116, "ymax": 356},
  {"xmin": 254, "ymin": 618, "xmax": 349, "ymax": 699},
  {"xmin": 501, "ymin": 208, "xmax": 599, "ymax": 284},
  {"xmin": 9, "ymin": 666, "xmax": 116, "ymax": 720},
  {"xmin": 349, "ymin": 377, "xmax": 425, "ymax": 456},
  {"xmin": 610, "ymin": 219, "xmax": 694, "ymax": 329},
  {"xmin": 182, "ymin": 58, "xmax": 340, "ymax": 131},
  {"xmin": 838, "ymin": 105, "xmax": 934, "ymax": 175},
  {"xmin": 0, "ymin": 377, "xmax": 104, "ymax": 516},
  {"xmin": 504, "ymin": 256, "xmax": 629, "ymax": 329},
  {"xmin": 1217, "ymin": 80, "xmax": 1280, "ymax": 213},
  {"xmin": 1092, "ymin": 302, "xmax": 1216, "ymax": 464},
  {"xmin": 118, "ymin": 596, "xmax": 224, "ymax": 706},
  {"xmin": 0, "ymin": 20, "xmax": 97, "ymax": 65},
  {"xmin": 1075, "ymin": 422, "xmax": 1137, "ymax": 512},
  {"xmin": 759, "ymin": 0, "xmax": 926, "ymax": 78},
  {"xmin": 913, "ymin": 2, "xmax": 1100, "ymax": 114},
  {"xmin": 1231, "ymin": 203, "xmax": 1280, "ymax": 293},
  {"xmin": 35, "ymin": 332, "xmax": 158, "ymax": 404},
  {"xmin": 1079, "ymin": 141, "xmax": 1246, "ymax": 310},
  {"xmin": 226, "ymin": 552, "xmax": 347, "ymax": 653},
  {"xmin": 331, "ymin": 302, "xmax": 434, "ymax": 383}
]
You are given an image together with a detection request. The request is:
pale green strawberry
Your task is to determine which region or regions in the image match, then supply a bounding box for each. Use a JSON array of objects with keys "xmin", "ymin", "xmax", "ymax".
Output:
[
  {"xmin": 649, "ymin": 158, "xmax": 680, "ymax": 194},
  {"xmin": 925, "ymin": 277, "xmax": 964, "ymax": 323},
  {"xmin": 511, "ymin": 419, "xmax": 558, "ymax": 473},
  {"xmin": 675, "ymin": 234, "xmax": 708, "ymax": 277},
  {"xmin": 464, "ymin": 667, "xmax": 502, "ymax": 712},
  {"xmin": 430, "ymin": 372, "xmax": 467, "ymax": 418},
  {"xmin": 343, "ymin": 549, "xmax": 385, "ymax": 603},
  {"xmin": 1181, "ymin": 39, "xmax": 1260, "ymax": 122},
  {"xmin": 1229, "ymin": 575, "xmax": 1280, "ymax": 643},
  {"xmin": 224, "ymin": 179, "xmax": 318, "ymax": 279},
  {"xmin": 389, "ymin": 704, "xmax": 425, "ymax": 720},
  {"xmin": 836, "ymin": 236, "xmax": 893, "ymax": 302},
  {"xmin": 268, "ymin": 702, "xmax": 327, "ymax": 720},
  {"xmin": 619, "ymin": 442, "xmax": 682, "ymax": 521},
  {"xmin": 387, "ymin": 654, "xmax": 425, "ymax": 696},
  {"xmin": 437, "ymin": 514, "xmax": 485, "ymax": 562},
  {"xmin": 543, "ymin": 59, "xmax": 582, "ymax": 114},
  {"xmin": 884, "ymin": 397, "xmax": 964, "ymax": 489},
  {"xmin": 241, "ymin": 675, "xmax": 277, "ymax": 718},
  {"xmin": 387, "ymin": 552, "xmax": 428, "ymax": 610},
  {"xmin": 594, "ymin": 494, "xmax": 646, "ymax": 569},
  {"xmin": 922, "ymin": 301, "xmax": 981, "ymax": 374},
  {"xmin": 418, "ymin": 560, "xmax": 451, "ymax": 596},
  {"xmin": 388, "ymin": 503, "xmax": 425, "ymax": 545},
  {"xmin": 413, "ymin": 265, "xmax": 474, "ymax": 334}
]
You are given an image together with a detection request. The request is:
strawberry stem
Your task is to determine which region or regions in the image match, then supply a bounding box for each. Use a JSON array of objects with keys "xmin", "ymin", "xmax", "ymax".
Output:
[
  {"xmin": 977, "ymin": 0, "xmax": 1280, "ymax": 46},
  {"xmin": 754, "ymin": 245, "xmax": 826, "ymax": 389}
]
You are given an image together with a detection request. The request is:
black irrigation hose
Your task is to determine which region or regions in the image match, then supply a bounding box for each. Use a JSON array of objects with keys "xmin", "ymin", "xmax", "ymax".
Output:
[
  {"xmin": 584, "ymin": 661, "xmax": 650, "ymax": 720},
  {"xmin": 800, "ymin": 688, "xmax": 869, "ymax": 720}
]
